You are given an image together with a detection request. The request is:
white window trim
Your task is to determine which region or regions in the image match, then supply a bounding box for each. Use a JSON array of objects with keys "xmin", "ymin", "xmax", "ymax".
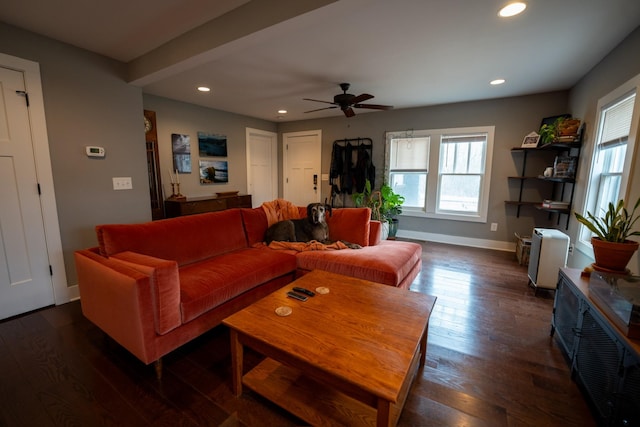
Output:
[
  {"xmin": 575, "ymin": 73, "xmax": 640, "ymax": 257},
  {"xmin": 385, "ymin": 126, "xmax": 494, "ymax": 223}
]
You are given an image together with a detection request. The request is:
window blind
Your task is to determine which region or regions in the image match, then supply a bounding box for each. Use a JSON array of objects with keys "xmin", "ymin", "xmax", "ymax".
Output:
[{"xmin": 599, "ymin": 93, "xmax": 636, "ymax": 148}]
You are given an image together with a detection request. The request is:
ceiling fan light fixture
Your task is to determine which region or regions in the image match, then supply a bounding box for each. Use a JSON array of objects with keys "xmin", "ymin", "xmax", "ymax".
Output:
[
  {"xmin": 303, "ymin": 83, "xmax": 392, "ymax": 117},
  {"xmin": 498, "ymin": 2, "xmax": 526, "ymax": 17}
]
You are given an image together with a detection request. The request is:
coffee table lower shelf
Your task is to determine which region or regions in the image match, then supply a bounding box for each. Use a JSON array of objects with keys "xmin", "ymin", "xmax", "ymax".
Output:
[{"xmin": 243, "ymin": 357, "xmax": 418, "ymax": 427}]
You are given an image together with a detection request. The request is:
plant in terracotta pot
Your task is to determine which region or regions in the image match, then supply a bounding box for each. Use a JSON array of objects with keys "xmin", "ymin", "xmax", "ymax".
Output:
[{"xmin": 574, "ymin": 198, "xmax": 640, "ymax": 272}]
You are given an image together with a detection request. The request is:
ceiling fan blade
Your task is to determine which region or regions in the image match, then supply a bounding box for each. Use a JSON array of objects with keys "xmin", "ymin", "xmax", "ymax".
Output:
[
  {"xmin": 350, "ymin": 93, "xmax": 374, "ymax": 104},
  {"xmin": 353, "ymin": 103, "xmax": 393, "ymax": 110},
  {"xmin": 303, "ymin": 98, "xmax": 336, "ymax": 105},
  {"xmin": 304, "ymin": 106, "xmax": 338, "ymax": 113},
  {"xmin": 343, "ymin": 107, "xmax": 355, "ymax": 118}
]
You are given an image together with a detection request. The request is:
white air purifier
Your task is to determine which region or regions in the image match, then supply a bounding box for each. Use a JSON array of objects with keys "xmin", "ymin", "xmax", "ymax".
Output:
[{"xmin": 528, "ymin": 228, "xmax": 570, "ymax": 291}]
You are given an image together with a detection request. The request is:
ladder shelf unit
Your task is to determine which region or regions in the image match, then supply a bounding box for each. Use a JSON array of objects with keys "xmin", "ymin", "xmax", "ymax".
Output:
[{"xmin": 506, "ymin": 142, "xmax": 581, "ymax": 229}]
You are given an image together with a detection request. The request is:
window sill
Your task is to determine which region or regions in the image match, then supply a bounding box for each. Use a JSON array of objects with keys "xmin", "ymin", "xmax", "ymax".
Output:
[{"xmin": 401, "ymin": 209, "xmax": 486, "ymax": 223}]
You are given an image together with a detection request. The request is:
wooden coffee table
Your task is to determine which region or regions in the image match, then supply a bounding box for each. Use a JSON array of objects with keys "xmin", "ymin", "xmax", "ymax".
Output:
[{"xmin": 223, "ymin": 270, "xmax": 437, "ymax": 427}]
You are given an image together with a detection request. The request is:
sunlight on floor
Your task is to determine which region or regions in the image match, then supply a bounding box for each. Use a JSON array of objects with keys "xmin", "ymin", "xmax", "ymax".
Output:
[{"xmin": 417, "ymin": 266, "xmax": 481, "ymax": 354}]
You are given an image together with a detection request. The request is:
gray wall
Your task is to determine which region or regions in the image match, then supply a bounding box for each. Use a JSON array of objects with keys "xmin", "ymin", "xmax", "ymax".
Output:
[
  {"xmin": 0, "ymin": 22, "xmax": 278, "ymax": 287},
  {"xmin": 278, "ymin": 92, "xmax": 570, "ymax": 244},
  {"xmin": 0, "ymin": 23, "xmax": 148, "ymax": 286},
  {"xmin": 143, "ymin": 95, "xmax": 276, "ymax": 199}
]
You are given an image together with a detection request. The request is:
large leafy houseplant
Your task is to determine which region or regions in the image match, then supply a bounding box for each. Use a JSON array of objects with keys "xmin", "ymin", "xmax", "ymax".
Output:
[
  {"xmin": 380, "ymin": 184, "xmax": 405, "ymax": 222},
  {"xmin": 352, "ymin": 180, "xmax": 405, "ymax": 239},
  {"xmin": 380, "ymin": 184, "xmax": 405, "ymax": 239},
  {"xmin": 351, "ymin": 179, "xmax": 382, "ymax": 221},
  {"xmin": 352, "ymin": 181, "xmax": 405, "ymax": 222},
  {"xmin": 574, "ymin": 198, "xmax": 640, "ymax": 272}
]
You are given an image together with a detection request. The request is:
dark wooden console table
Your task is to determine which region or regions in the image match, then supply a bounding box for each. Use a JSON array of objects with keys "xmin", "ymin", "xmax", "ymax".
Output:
[
  {"xmin": 164, "ymin": 194, "xmax": 252, "ymax": 218},
  {"xmin": 552, "ymin": 268, "xmax": 640, "ymax": 426}
]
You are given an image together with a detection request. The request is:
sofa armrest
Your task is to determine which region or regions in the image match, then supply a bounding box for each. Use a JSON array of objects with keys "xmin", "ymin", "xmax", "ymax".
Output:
[
  {"xmin": 369, "ymin": 220, "xmax": 382, "ymax": 246},
  {"xmin": 326, "ymin": 207, "xmax": 371, "ymax": 247},
  {"xmin": 74, "ymin": 248, "xmax": 161, "ymax": 363},
  {"xmin": 110, "ymin": 251, "xmax": 181, "ymax": 335}
]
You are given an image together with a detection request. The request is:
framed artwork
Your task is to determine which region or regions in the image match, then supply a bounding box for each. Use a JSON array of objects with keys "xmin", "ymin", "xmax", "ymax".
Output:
[
  {"xmin": 553, "ymin": 156, "xmax": 577, "ymax": 178},
  {"xmin": 198, "ymin": 132, "xmax": 227, "ymax": 157},
  {"xmin": 521, "ymin": 132, "xmax": 540, "ymax": 148},
  {"xmin": 199, "ymin": 160, "xmax": 229, "ymax": 184},
  {"xmin": 172, "ymin": 133, "xmax": 191, "ymax": 173}
]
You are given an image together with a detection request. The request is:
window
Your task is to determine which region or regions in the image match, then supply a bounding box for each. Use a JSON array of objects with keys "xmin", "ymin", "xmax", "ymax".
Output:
[
  {"xmin": 577, "ymin": 76, "xmax": 640, "ymax": 252},
  {"xmin": 385, "ymin": 126, "xmax": 494, "ymax": 222}
]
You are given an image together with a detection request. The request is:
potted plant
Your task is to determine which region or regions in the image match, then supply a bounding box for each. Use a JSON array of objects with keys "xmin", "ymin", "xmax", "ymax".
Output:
[
  {"xmin": 352, "ymin": 179, "xmax": 382, "ymax": 221},
  {"xmin": 574, "ymin": 198, "xmax": 640, "ymax": 272},
  {"xmin": 352, "ymin": 180, "xmax": 405, "ymax": 239},
  {"xmin": 539, "ymin": 116, "xmax": 582, "ymax": 145},
  {"xmin": 379, "ymin": 184, "xmax": 405, "ymax": 239}
]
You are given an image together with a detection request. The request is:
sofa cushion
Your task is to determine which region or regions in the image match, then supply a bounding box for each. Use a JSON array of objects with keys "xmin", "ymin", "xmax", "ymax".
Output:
[
  {"xmin": 240, "ymin": 207, "xmax": 268, "ymax": 246},
  {"xmin": 295, "ymin": 240, "xmax": 421, "ymax": 287},
  {"xmin": 179, "ymin": 248, "xmax": 296, "ymax": 323},
  {"xmin": 111, "ymin": 251, "xmax": 181, "ymax": 335},
  {"xmin": 242, "ymin": 205, "xmax": 372, "ymax": 248},
  {"xmin": 97, "ymin": 209, "xmax": 248, "ymax": 266},
  {"xmin": 326, "ymin": 208, "xmax": 371, "ymax": 247}
]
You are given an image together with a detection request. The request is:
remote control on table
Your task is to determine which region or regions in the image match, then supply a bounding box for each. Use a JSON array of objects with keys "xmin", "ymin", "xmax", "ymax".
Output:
[
  {"xmin": 292, "ymin": 287, "xmax": 315, "ymax": 297},
  {"xmin": 286, "ymin": 291, "xmax": 308, "ymax": 302}
]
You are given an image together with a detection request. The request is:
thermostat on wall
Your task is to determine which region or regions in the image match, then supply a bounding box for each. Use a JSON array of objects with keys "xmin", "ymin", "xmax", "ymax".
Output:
[{"xmin": 85, "ymin": 146, "xmax": 105, "ymax": 158}]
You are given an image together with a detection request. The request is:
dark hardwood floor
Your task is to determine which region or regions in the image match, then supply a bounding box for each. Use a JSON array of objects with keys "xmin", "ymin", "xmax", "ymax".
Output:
[{"xmin": 0, "ymin": 242, "xmax": 595, "ymax": 426}]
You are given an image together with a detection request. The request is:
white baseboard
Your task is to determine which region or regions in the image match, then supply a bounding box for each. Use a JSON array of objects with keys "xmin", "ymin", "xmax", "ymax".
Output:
[
  {"xmin": 56, "ymin": 284, "xmax": 80, "ymax": 304},
  {"xmin": 397, "ymin": 229, "xmax": 515, "ymax": 252}
]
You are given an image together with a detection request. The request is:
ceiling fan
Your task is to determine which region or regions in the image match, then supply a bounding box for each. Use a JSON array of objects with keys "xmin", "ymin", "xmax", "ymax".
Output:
[{"xmin": 303, "ymin": 83, "xmax": 393, "ymax": 117}]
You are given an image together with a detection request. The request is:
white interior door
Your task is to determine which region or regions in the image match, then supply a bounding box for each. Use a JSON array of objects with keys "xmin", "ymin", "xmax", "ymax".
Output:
[
  {"xmin": 0, "ymin": 66, "xmax": 55, "ymax": 319},
  {"xmin": 283, "ymin": 130, "xmax": 321, "ymax": 206},
  {"xmin": 246, "ymin": 128, "xmax": 278, "ymax": 207}
]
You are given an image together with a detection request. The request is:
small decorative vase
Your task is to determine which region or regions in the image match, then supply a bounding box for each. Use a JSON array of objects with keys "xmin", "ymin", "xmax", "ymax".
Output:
[{"xmin": 591, "ymin": 237, "xmax": 639, "ymax": 273}]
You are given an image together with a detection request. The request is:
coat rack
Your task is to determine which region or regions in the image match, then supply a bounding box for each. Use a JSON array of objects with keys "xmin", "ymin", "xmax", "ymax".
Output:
[{"xmin": 329, "ymin": 137, "xmax": 375, "ymax": 207}]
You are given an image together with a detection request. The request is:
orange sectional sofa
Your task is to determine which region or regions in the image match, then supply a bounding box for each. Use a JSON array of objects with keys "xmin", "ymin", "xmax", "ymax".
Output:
[{"xmin": 74, "ymin": 206, "xmax": 422, "ymax": 376}]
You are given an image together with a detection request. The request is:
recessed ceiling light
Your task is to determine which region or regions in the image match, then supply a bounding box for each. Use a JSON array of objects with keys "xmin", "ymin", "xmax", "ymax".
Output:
[
  {"xmin": 278, "ymin": 109, "xmax": 288, "ymax": 114},
  {"xmin": 197, "ymin": 86, "xmax": 211, "ymax": 92},
  {"xmin": 490, "ymin": 79, "xmax": 506, "ymax": 85},
  {"xmin": 498, "ymin": 2, "xmax": 526, "ymax": 17}
]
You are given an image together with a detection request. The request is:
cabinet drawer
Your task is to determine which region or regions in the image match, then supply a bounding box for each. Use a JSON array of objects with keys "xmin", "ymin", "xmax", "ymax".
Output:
[
  {"xmin": 225, "ymin": 194, "xmax": 252, "ymax": 208},
  {"xmin": 180, "ymin": 199, "xmax": 226, "ymax": 215},
  {"xmin": 164, "ymin": 194, "xmax": 252, "ymax": 218}
]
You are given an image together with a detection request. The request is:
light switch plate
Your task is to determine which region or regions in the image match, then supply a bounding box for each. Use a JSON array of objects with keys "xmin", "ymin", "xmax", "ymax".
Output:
[{"xmin": 113, "ymin": 177, "xmax": 132, "ymax": 190}]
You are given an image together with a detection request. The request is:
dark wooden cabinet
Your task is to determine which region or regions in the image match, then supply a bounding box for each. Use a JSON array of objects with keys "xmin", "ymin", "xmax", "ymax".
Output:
[
  {"xmin": 164, "ymin": 194, "xmax": 252, "ymax": 218},
  {"xmin": 552, "ymin": 269, "xmax": 640, "ymax": 426},
  {"xmin": 551, "ymin": 274, "xmax": 581, "ymax": 358}
]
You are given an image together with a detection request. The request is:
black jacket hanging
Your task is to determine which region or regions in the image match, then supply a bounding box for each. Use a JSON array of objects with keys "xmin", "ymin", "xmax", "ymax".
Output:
[
  {"xmin": 329, "ymin": 143, "xmax": 344, "ymax": 194},
  {"xmin": 354, "ymin": 144, "xmax": 375, "ymax": 193}
]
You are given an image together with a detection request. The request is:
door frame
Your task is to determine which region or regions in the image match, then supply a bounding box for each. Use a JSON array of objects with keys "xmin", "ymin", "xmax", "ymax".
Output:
[
  {"xmin": 1, "ymin": 53, "xmax": 70, "ymax": 304},
  {"xmin": 282, "ymin": 129, "xmax": 322, "ymax": 203}
]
